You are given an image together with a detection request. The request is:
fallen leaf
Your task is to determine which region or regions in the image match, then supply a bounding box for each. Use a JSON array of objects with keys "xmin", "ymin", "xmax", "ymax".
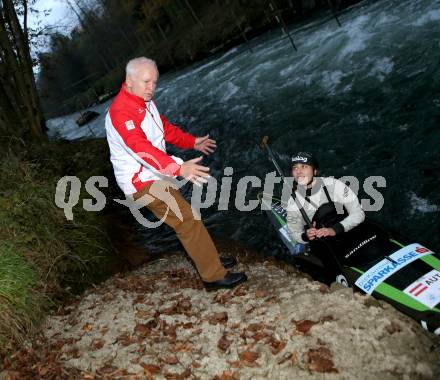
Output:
[
  {"xmin": 172, "ymin": 342, "xmax": 193, "ymax": 353},
  {"xmin": 164, "ymin": 368, "xmax": 191, "ymax": 379},
  {"xmin": 162, "ymin": 302, "xmax": 179, "ymax": 315},
  {"xmin": 227, "ymin": 361, "xmax": 240, "ymax": 368},
  {"xmin": 238, "ymin": 350, "xmax": 260, "ymax": 363},
  {"xmin": 245, "ymin": 305, "xmax": 256, "ymax": 313},
  {"xmin": 91, "ymin": 339, "xmax": 104, "ymax": 350},
  {"xmin": 163, "ymin": 324, "xmax": 177, "ymax": 339},
  {"xmin": 320, "ymin": 315, "xmax": 334, "ymax": 323},
  {"xmin": 97, "ymin": 365, "xmax": 119, "ymax": 376},
  {"xmin": 81, "ymin": 373, "xmax": 96, "ymax": 380},
  {"xmin": 136, "ymin": 309, "xmax": 153, "ymax": 319},
  {"xmin": 139, "ymin": 363, "xmax": 161, "ymax": 374},
  {"xmin": 319, "ymin": 284, "xmax": 330, "ymax": 293},
  {"xmin": 162, "ymin": 355, "xmax": 179, "ymax": 365},
  {"xmin": 191, "ymin": 328, "xmax": 203, "ymax": 336},
  {"xmin": 294, "ymin": 320, "xmax": 317, "ymax": 334},
  {"xmin": 290, "ymin": 352, "xmax": 297, "ymax": 366},
  {"xmin": 247, "ymin": 323, "xmax": 265, "ymax": 332},
  {"xmin": 82, "ymin": 323, "xmax": 93, "ymax": 332},
  {"xmin": 385, "ymin": 321, "xmax": 402, "ymax": 334},
  {"xmin": 232, "ymin": 286, "xmax": 247, "ymax": 296},
  {"xmin": 252, "ymin": 331, "xmax": 268, "ymax": 341},
  {"xmin": 270, "ymin": 339, "xmax": 287, "ymax": 355},
  {"xmin": 214, "ymin": 291, "xmax": 233, "ymax": 305},
  {"xmin": 67, "ymin": 347, "xmax": 81, "ymax": 359},
  {"xmin": 53, "ymin": 340, "xmax": 66, "ymax": 350},
  {"xmin": 277, "ymin": 352, "xmax": 296, "ymax": 365},
  {"xmin": 37, "ymin": 366, "xmax": 49, "ymax": 376},
  {"xmin": 208, "ymin": 312, "xmax": 228, "ymax": 325},
  {"xmin": 133, "ymin": 295, "xmax": 145, "ymax": 304},
  {"xmin": 117, "ymin": 332, "xmax": 138, "ymax": 346},
  {"xmin": 179, "ymin": 298, "xmax": 192, "ymax": 311},
  {"xmin": 306, "ymin": 346, "xmax": 338, "ymax": 373},
  {"xmin": 134, "ymin": 323, "xmax": 152, "ymax": 336},
  {"xmin": 255, "ymin": 289, "xmax": 268, "ymax": 298},
  {"xmin": 218, "ymin": 335, "xmax": 232, "ymax": 351},
  {"xmin": 218, "ymin": 370, "xmax": 234, "ymax": 380}
]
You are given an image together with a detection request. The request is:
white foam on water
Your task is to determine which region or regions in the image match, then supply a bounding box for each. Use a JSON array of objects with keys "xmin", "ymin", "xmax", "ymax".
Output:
[
  {"xmin": 368, "ymin": 57, "xmax": 394, "ymax": 82},
  {"xmin": 409, "ymin": 191, "xmax": 440, "ymax": 215},
  {"xmin": 339, "ymin": 15, "xmax": 372, "ymax": 58},
  {"xmin": 398, "ymin": 124, "xmax": 409, "ymax": 131},
  {"xmin": 169, "ymin": 46, "xmax": 241, "ymax": 83},
  {"xmin": 413, "ymin": 8, "xmax": 440, "ymax": 26},
  {"xmin": 218, "ymin": 82, "xmax": 240, "ymax": 102},
  {"xmin": 342, "ymin": 84, "xmax": 353, "ymax": 93},
  {"xmin": 357, "ymin": 114, "xmax": 370, "ymax": 124},
  {"xmin": 320, "ymin": 70, "xmax": 345, "ymax": 95},
  {"xmin": 203, "ymin": 59, "xmax": 237, "ymax": 81}
]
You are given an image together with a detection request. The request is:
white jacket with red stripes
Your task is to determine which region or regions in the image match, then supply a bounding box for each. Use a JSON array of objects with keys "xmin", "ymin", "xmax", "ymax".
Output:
[{"xmin": 105, "ymin": 84, "xmax": 196, "ymax": 195}]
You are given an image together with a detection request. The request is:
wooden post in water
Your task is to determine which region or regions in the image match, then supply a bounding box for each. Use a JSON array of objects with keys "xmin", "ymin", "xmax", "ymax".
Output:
[
  {"xmin": 269, "ymin": 1, "xmax": 297, "ymax": 51},
  {"xmin": 327, "ymin": 0, "xmax": 342, "ymax": 27},
  {"xmin": 230, "ymin": 8, "xmax": 253, "ymax": 53}
]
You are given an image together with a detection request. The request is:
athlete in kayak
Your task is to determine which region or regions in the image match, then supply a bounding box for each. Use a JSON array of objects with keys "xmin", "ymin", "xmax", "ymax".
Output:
[
  {"xmin": 105, "ymin": 57, "xmax": 247, "ymax": 291},
  {"xmin": 286, "ymin": 152, "xmax": 365, "ymax": 244}
]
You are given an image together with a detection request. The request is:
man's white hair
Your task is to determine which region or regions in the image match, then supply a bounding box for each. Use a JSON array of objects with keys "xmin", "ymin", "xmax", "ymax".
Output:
[{"xmin": 126, "ymin": 57, "xmax": 158, "ymax": 76}]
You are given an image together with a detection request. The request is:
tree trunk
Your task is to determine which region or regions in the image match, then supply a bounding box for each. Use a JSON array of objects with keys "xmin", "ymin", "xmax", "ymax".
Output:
[{"xmin": 1, "ymin": 0, "xmax": 46, "ymax": 140}]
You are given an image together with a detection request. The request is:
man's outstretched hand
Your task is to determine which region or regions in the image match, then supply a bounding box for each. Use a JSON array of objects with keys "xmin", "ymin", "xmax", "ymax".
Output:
[
  {"xmin": 179, "ymin": 156, "xmax": 210, "ymax": 186},
  {"xmin": 194, "ymin": 134, "xmax": 217, "ymax": 155}
]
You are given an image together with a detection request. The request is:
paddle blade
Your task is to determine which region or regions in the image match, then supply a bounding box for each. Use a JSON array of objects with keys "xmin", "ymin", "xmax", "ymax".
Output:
[{"xmin": 260, "ymin": 135, "xmax": 269, "ymax": 149}]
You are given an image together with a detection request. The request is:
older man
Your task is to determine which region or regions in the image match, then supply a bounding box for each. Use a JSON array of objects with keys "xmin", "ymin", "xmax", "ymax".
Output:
[{"xmin": 105, "ymin": 57, "xmax": 247, "ymax": 290}]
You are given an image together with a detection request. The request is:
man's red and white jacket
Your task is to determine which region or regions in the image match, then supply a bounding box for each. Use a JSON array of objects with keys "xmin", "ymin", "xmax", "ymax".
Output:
[{"xmin": 105, "ymin": 84, "xmax": 196, "ymax": 195}]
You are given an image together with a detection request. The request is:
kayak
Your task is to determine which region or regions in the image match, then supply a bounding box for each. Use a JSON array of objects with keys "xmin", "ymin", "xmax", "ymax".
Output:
[{"xmin": 258, "ymin": 193, "xmax": 440, "ymax": 335}]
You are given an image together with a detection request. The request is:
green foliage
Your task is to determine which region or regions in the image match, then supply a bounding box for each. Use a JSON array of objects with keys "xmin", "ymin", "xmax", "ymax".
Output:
[
  {"xmin": 0, "ymin": 243, "xmax": 44, "ymax": 353},
  {"xmin": 0, "ymin": 140, "xmax": 120, "ymax": 355}
]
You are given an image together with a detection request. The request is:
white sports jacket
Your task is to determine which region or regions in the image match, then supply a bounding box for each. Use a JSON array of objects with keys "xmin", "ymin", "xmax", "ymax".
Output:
[
  {"xmin": 105, "ymin": 84, "xmax": 196, "ymax": 195},
  {"xmin": 286, "ymin": 177, "xmax": 365, "ymax": 244}
]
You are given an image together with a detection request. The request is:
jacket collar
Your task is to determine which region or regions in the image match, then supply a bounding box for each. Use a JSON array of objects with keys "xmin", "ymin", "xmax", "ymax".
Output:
[{"xmin": 120, "ymin": 82, "xmax": 146, "ymax": 108}]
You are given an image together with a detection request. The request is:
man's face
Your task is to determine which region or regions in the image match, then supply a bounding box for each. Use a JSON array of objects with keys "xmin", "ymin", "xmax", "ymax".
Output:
[
  {"xmin": 126, "ymin": 63, "xmax": 158, "ymax": 101},
  {"xmin": 292, "ymin": 163, "xmax": 316, "ymax": 186}
]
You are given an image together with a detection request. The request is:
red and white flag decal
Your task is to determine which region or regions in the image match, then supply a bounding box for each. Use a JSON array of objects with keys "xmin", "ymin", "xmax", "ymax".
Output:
[
  {"xmin": 408, "ymin": 282, "xmax": 428, "ymax": 297},
  {"xmin": 404, "ymin": 269, "xmax": 440, "ymax": 309}
]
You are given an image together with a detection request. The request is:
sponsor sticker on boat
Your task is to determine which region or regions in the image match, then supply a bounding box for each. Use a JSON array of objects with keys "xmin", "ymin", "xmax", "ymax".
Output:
[
  {"xmin": 279, "ymin": 225, "xmax": 293, "ymax": 243},
  {"xmin": 355, "ymin": 244, "xmax": 433, "ymax": 294},
  {"xmin": 403, "ymin": 269, "xmax": 440, "ymax": 309}
]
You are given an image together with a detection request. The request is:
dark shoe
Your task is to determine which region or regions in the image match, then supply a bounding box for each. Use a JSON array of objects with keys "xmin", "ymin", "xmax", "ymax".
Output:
[
  {"xmin": 220, "ymin": 256, "xmax": 237, "ymax": 269},
  {"xmin": 203, "ymin": 272, "xmax": 247, "ymax": 291}
]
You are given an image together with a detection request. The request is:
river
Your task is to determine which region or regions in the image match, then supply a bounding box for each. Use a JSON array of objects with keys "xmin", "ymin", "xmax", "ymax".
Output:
[{"xmin": 48, "ymin": 0, "xmax": 440, "ymax": 255}]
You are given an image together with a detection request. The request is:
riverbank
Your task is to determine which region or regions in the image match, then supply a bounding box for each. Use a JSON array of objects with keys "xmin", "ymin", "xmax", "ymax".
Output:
[
  {"xmin": 1, "ymin": 137, "xmax": 439, "ymax": 378},
  {"xmin": 2, "ymin": 248, "xmax": 439, "ymax": 379},
  {"xmin": 0, "ymin": 138, "xmax": 147, "ymax": 356}
]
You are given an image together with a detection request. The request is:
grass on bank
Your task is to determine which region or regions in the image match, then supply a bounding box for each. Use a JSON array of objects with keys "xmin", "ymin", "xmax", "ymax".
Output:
[{"xmin": 0, "ymin": 139, "xmax": 122, "ymax": 356}]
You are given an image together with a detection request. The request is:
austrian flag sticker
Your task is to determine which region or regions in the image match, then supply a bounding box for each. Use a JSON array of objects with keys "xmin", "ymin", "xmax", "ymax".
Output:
[
  {"xmin": 125, "ymin": 120, "xmax": 135, "ymax": 130},
  {"xmin": 404, "ymin": 269, "xmax": 440, "ymax": 309}
]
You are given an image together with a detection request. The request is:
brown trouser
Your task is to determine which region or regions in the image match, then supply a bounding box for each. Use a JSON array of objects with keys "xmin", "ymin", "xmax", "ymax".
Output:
[{"xmin": 133, "ymin": 180, "xmax": 226, "ymax": 282}]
